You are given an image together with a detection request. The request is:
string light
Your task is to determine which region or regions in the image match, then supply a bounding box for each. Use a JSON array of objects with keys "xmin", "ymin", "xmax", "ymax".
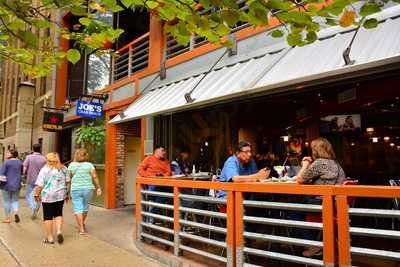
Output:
[
  {"xmin": 384, "ymin": 136, "xmax": 390, "ymax": 141},
  {"xmin": 390, "ymin": 143, "xmax": 395, "ymax": 147},
  {"xmin": 372, "ymin": 137, "xmax": 378, "ymax": 143}
]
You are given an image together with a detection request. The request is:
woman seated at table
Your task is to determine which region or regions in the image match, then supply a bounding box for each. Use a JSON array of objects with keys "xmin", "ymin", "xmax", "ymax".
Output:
[
  {"xmin": 295, "ymin": 137, "xmax": 346, "ymax": 257},
  {"xmin": 297, "ymin": 137, "xmax": 346, "ymax": 185}
]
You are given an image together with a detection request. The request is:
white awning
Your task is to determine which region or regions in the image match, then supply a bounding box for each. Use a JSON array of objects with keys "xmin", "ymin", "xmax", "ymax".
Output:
[{"xmin": 110, "ymin": 5, "xmax": 400, "ymax": 124}]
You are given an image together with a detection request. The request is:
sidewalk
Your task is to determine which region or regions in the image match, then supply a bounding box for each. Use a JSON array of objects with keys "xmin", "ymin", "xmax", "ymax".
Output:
[{"xmin": 0, "ymin": 197, "xmax": 162, "ymax": 267}]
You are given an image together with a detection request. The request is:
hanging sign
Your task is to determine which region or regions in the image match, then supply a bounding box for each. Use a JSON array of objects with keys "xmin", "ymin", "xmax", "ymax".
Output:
[
  {"xmin": 43, "ymin": 111, "xmax": 63, "ymax": 131},
  {"xmin": 76, "ymin": 99, "xmax": 104, "ymax": 119}
]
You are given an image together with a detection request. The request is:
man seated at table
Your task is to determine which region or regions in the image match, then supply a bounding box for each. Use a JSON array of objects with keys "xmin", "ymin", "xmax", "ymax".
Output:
[
  {"xmin": 138, "ymin": 144, "xmax": 171, "ymax": 179},
  {"xmin": 217, "ymin": 141, "xmax": 270, "ymax": 198},
  {"xmin": 137, "ymin": 145, "xmax": 171, "ymax": 222},
  {"xmin": 171, "ymin": 146, "xmax": 192, "ymax": 175}
]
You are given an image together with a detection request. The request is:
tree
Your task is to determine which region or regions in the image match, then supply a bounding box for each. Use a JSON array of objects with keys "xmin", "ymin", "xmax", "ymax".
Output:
[{"xmin": 0, "ymin": 0, "xmax": 398, "ymax": 78}]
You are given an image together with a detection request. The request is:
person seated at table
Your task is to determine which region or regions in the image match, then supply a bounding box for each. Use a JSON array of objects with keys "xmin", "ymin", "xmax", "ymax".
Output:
[
  {"xmin": 217, "ymin": 141, "xmax": 270, "ymax": 199},
  {"xmin": 137, "ymin": 145, "xmax": 171, "ymax": 222},
  {"xmin": 171, "ymin": 146, "xmax": 192, "ymax": 175},
  {"xmin": 296, "ymin": 137, "xmax": 346, "ymax": 185},
  {"xmin": 294, "ymin": 137, "xmax": 346, "ymax": 257},
  {"xmin": 138, "ymin": 144, "xmax": 171, "ymax": 178}
]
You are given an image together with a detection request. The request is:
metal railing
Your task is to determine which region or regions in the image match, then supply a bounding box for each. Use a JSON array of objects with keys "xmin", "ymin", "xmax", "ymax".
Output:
[
  {"xmin": 113, "ymin": 33, "xmax": 150, "ymax": 81},
  {"xmin": 165, "ymin": 1, "xmax": 251, "ymax": 60},
  {"xmin": 136, "ymin": 178, "xmax": 236, "ymax": 266},
  {"xmin": 335, "ymin": 186, "xmax": 400, "ymax": 267},
  {"xmin": 235, "ymin": 184, "xmax": 334, "ymax": 267},
  {"xmin": 136, "ymin": 177, "xmax": 400, "ymax": 267}
]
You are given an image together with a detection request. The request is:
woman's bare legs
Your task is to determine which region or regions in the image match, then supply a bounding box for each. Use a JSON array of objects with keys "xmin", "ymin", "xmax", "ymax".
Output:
[
  {"xmin": 44, "ymin": 220, "xmax": 54, "ymax": 242},
  {"xmin": 75, "ymin": 213, "xmax": 85, "ymax": 234}
]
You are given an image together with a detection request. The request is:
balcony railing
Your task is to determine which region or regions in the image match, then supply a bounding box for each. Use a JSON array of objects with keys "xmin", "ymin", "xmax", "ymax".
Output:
[
  {"xmin": 112, "ymin": 33, "xmax": 150, "ymax": 82},
  {"xmin": 136, "ymin": 177, "xmax": 400, "ymax": 267},
  {"xmin": 165, "ymin": 1, "xmax": 250, "ymax": 60}
]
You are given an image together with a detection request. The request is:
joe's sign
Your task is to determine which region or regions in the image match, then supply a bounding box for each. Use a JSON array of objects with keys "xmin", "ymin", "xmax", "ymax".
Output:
[{"xmin": 76, "ymin": 100, "xmax": 103, "ymax": 119}]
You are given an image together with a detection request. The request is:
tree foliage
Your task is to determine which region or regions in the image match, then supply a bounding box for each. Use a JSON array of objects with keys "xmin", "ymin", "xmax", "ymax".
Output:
[
  {"xmin": 76, "ymin": 120, "xmax": 106, "ymax": 146},
  {"xmin": 0, "ymin": 0, "xmax": 398, "ymax": 78}
]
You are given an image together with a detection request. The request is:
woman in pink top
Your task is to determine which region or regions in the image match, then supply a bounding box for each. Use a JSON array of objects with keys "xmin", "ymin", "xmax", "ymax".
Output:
[{"xmin": 34, "ymin": 153, "xmax": 70, "ymax": 244}]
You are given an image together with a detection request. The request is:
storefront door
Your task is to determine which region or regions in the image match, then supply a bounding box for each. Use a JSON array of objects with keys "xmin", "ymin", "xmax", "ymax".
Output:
[{"xmin": 124, "ymin": 136, "xmax": 141, "ymax": 205}]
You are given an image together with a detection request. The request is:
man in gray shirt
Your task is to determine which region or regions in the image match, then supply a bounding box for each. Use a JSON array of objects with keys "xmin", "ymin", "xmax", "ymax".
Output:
[{"xmin": 23, "ymin": 144, "xmax": 46, "ymax": 219}]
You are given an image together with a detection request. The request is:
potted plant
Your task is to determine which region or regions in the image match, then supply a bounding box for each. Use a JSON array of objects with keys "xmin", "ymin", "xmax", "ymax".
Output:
[{"xmin": 75, "ymin": 120, "xmax": 105, "ymax": 164}]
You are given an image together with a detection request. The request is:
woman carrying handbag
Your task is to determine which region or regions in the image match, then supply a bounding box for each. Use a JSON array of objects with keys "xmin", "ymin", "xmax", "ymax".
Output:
[{"xmin": 0, "ymin": 149, "xmax": 23, "ymax": 224}]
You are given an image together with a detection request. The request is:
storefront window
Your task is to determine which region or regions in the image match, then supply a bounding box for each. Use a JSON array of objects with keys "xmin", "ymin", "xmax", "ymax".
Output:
[
  {"xmin": 86, "ymin": 54, "xmax": 111, "ymax": 94},
  {"xmin": 86, "ymin": 11, "xmax": 112, "ymax": 94},
  {"xmin": 155, "ymin": 75, "xmax": 400, "ymax": 185}
]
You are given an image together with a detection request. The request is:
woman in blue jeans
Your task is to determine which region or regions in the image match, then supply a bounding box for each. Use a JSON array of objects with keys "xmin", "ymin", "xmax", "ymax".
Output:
[
  {"xmin": 68, "ymin": 149, "xmax": 101, "ymax": 235},
  {"xmin": 0, "ymin": 149, "xmax": 23, "ymax": 224}
]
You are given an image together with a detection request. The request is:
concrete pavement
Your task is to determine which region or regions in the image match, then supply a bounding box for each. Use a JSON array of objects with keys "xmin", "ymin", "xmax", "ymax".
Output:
[{"xmin": 0, "ymin": 197, "xmax": 162, "ymax": 267}]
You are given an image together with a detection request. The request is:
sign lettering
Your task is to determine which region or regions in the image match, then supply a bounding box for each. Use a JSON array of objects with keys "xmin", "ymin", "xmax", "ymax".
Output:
[{"xmin": 76, "ymin": 100, "xmax": 103, "ymax": 119}]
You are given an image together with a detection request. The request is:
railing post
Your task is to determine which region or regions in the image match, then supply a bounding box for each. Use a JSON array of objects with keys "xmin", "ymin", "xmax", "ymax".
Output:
[
  {"xmin": 226, "ymin": 191, "xmax": 236, "ymax": 267},
  {"xmin": 173, "ymin": 186, "xmax": 181, "ymax": 256},
  {"xmin": 336, "ymin": 195, "xmax": 351, "ymax": 267},
  {"xmin": 189, "ymin": 34, "xmax": 195, "ymax": 51},
  {"xmin": 128, "ymin": 46, "xmax": 133, "ymax": 76},
  {"xmin": 235, "ymin": 191, "xmax": 244, "ymax": 267},
  {"xmin": 322, "ymin": 195, "xmax": 335, "ymax": 267},
  {"xmin": 111, "ymin": 55, "xmax": 115, "ymax": 82},
  {"xmin": 136, "ymin": 182, "xmax": 143, "ymax": 241}
]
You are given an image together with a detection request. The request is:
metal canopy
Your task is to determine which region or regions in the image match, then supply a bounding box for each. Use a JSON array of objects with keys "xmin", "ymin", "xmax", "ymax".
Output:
[{"xmin": 110, "ymin": 6, "xmax": 400, "ymax": 124}]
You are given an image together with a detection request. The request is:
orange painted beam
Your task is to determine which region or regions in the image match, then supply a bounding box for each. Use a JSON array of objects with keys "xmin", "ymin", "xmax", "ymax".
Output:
[
  {"xmin": 55, "ymin": 37, "xmax": 69, "ymax": 108},
  {"xmin": 334, "ymin": 185, "xmax": 400, "ymax": 198},
  {"xmin": 234, "ymin": 183, "xmax": 334, "ymax": 195},
  {"xmin": 136, "ymin": 177, "xmax": 235, "ymax": 190},
  {"xmin": 322, "ymin": 195, "xmax": 336, "ymax": 265},
  {"xmin": 105, "ymin": 123, "xmax": 117, "ymax": 208},
  {"xmin": 336, "ymin": 195, "xmax": 351, "ymax": 267},
  {"xmin": 226, "ymin": 190, "xmax": 236, "ymax": 267},
  {"xmin": 235, "ymin": 191, "xmax": 244, "ymax": 266},
  {"xmin": 148, "ymin": 15, "xmax": 164, "ymax": 70}
]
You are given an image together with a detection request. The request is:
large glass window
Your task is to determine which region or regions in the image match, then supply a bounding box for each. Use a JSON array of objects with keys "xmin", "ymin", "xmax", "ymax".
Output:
[
  {"xmin": 155, "ymin": 74, "xmax": 400, "ymax": 185},
  {"xmin": 86, "ymin": 54, "xmax": 111, "ymax": 94}
]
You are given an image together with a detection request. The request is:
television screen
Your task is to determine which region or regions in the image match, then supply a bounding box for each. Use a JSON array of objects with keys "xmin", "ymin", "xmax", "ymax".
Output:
[{"xmin": 320, "ymin": 114, "xmax": 361, "ymax": 133}]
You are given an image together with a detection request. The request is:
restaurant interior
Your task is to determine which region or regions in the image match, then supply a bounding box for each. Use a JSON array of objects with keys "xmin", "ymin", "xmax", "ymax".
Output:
[{"xmin": 154, "ymin": 75, "xmax": 400, "ymax": 187}]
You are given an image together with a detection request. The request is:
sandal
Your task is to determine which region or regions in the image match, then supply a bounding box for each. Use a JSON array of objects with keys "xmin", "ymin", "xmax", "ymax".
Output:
[
  {"xmin": 57, "ymin": 233, "xmax": 64, "ymax": 244},
  {"xmin": 43, "ymin": 238, "xmax": 55, "ymax": 244}
]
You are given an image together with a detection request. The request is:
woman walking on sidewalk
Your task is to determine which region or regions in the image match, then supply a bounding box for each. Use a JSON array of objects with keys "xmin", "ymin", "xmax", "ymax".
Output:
[
  {"xmin": 34, "ymin": 153, "xmax": 70, "ymax": 244},
  {"xmin": 68, "ymin": 148, "xmax": 101, "ymax": 235},
  {"xmin": 0, "ymin": 149, "xmax": 23, "ymax": 224}
]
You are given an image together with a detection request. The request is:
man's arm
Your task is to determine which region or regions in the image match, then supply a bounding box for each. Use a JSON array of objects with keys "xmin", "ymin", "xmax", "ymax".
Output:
[
  {"xmin": 232, "ymin": 168, "xmax": 270, "ymax": 183},
  {"xmin": 23, "ymin": 157, "xmax": 29, "ymax": 175},
  {"xmin": 137, "ymin": 157, "xmax": 150, "ymax": 177},
  {"xmin": 163, "ymin": 161, "xmax": 172, "ymax": 176}
]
